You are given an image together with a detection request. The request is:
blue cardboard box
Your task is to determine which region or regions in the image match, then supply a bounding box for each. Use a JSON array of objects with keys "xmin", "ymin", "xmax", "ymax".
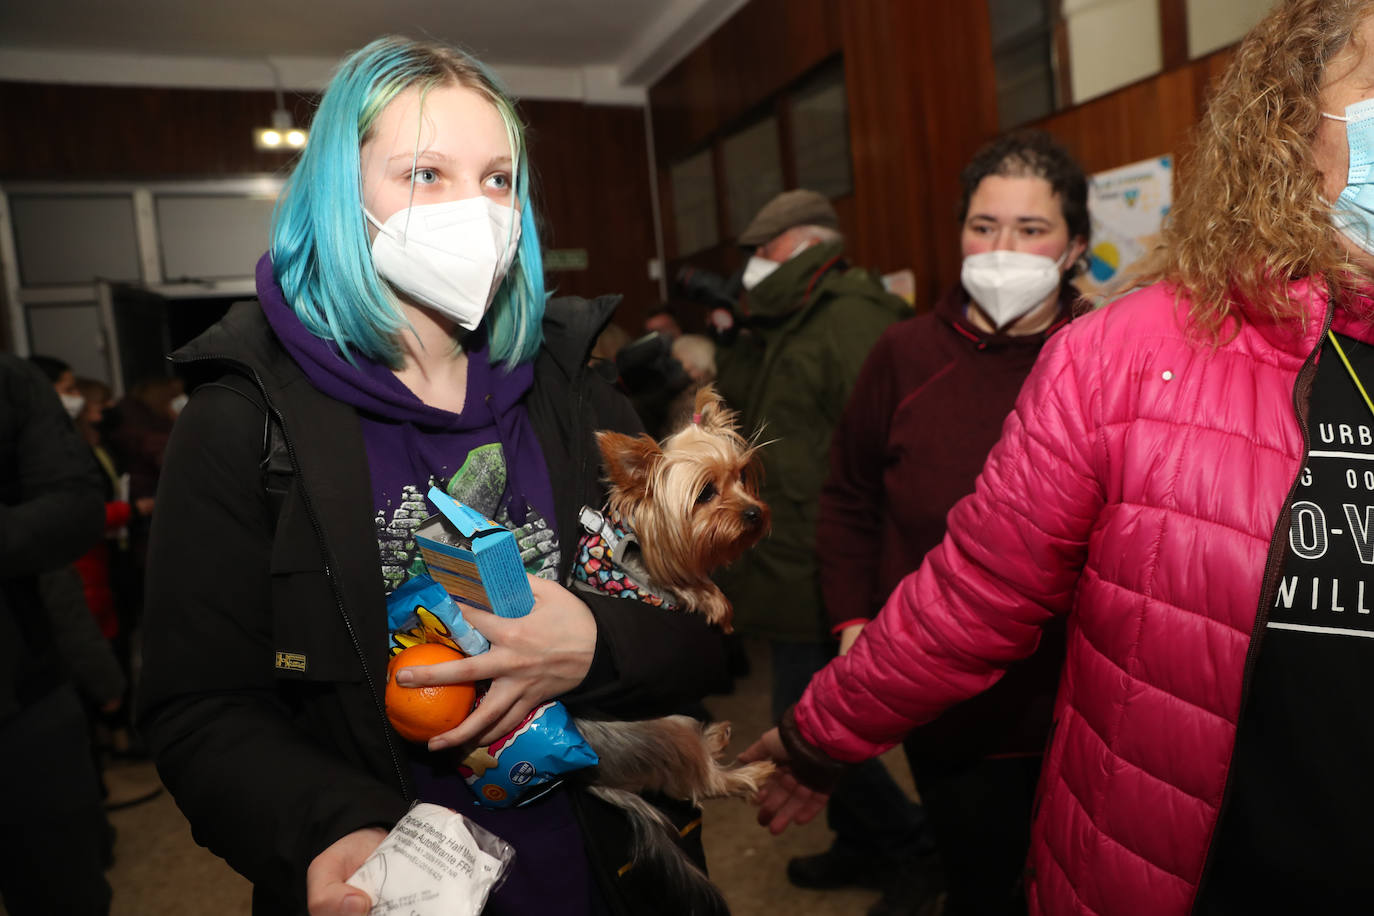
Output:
[{"xmin": 413, "ymin": 487, "xmax": 535, "ymax": 619}]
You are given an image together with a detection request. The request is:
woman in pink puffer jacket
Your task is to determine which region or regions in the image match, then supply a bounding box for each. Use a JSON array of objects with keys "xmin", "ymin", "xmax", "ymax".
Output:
[{"xmin": 745, "ymin": 2, "xmax": 1374, "ymax": 914}]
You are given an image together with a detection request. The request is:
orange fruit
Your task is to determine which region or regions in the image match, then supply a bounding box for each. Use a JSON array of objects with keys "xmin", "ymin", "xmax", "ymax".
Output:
[{"xmin": 385, "ymin": 643, "xmax": 477, "ymax": 743}]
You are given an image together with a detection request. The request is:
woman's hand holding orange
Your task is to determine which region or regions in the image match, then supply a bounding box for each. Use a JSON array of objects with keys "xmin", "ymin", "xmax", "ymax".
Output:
[{"xmin": 393, "ymin": 574, "xmax": 596, "ymax": 750}]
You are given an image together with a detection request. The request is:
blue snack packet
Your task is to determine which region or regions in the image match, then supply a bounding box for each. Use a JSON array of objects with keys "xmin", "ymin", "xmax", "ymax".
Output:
[
  {"xmin": 457, "ymin": 700, "xmax": 598, "ymax": 808},
  {"xmin": 386, "ymin": 574, "xmax": 491, "ymax": 657}
]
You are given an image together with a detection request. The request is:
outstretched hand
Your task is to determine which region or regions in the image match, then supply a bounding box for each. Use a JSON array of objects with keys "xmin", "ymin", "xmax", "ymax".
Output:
[
  {"xmin": 739, "ymin": 727, "xmax": 830, "ymax": 834},
  {"xmin": 394, "ymin": 574, "xmax": 597, "ymax": 750}
]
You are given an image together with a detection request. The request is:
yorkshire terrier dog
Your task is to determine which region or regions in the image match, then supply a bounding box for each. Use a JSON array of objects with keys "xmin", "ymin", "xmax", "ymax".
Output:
[
  {"xmin": 574, "ymin": 384, "xmax": 769, "ymax": 631},
  {"xmin": 569, "ymin": 384, "xmax": 773, "ymax": 907}
]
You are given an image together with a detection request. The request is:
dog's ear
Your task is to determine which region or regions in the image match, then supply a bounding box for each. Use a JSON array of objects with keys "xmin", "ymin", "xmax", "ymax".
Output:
[
  {"xmin": 691, "ymin": 384, "xmax": 733, "ymax": 432},
  {"xmin": 597, "ymin": 430, "xmax": 662, "ymax": 498}
]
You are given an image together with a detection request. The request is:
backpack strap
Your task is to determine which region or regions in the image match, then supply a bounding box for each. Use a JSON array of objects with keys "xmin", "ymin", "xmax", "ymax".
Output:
[
  {"xmin": 196, "ymin": 378, "xmax": 292, "ymax": 528},
  {"xmin": 260, "ymin": 408, "xmax": 291, "ymax": 525}
]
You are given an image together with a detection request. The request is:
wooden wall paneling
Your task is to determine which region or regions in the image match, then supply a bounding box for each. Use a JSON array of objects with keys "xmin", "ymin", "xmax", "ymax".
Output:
[
  {"xmin": 0, "ymin": 81, "xmax": 316, "ymax": 179},
  {"xmin": 658, "ymin": 166, "xmax": 680, "ymax": 263},
  {"xmin": 775, "ymin": 95, "xmax": 799, "ymax": 191},
  {"xmin": 838, "ymin": 0, "xmax": 931, "ymax": 293},
  {"xmin": 712, "ymin": 0, "xmax": 790, "ymax": 130},
  {"xmin": 521, "ymin": 100, "xmax": 660, "ymax": 326},
  {"xmin": 710, "ymin": 141, "xmax": 732, "ymax": 248},
  {"xmin": 1052, "ymin": 0, "xmax": 1074, "ymax": 109},
  {"xmin": 647, "ymin": 69, "xmax": 688, "ymax": 165},
  {"xmin": 649, "ymin": 38, "xmax": 721, "ymax": 164},
  {"xmin": 700, "ymin": 0, "xmax": 842, "ymax": 136},
  {"xmin": 1027, "ymin": 47, "xmax": 1232, "ymax": 176},
  {"xmin": 647, "ymin": 0, "xmax": 1242, "ymax": 316},
  {"xmin": 784, "ymin": 0, "xmax": 845, "ymax": 81},
  {"xmin": 1196, "ymin": 48, "xmax": 1236, "ymax": 111},
  {"xmin": 879, "ymin": 0, "xmax": 1001, "ymax": 301},
  {"xmin": 650, "ymin": 0, "xmax": 848, "ymax": 301},
  {"xmin": 650, "ymin": 0, "xmax": 843, "ymax": 166},
  {"xmin": 830, "ymin": 193, "xmax": 858, "ymax": 256},
  {"xmin": 1159, "ymin": 0, "xmax": 1190, "ymax": 71}
]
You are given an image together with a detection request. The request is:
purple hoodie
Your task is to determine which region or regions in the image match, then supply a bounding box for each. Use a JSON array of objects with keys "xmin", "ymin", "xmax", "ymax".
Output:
[
  {"xmin": 256, "ymin": 254, "xmax": 599, "ymax": 916},
  {"xmin": 256, "ymin": 254, "xmax": 560, "ymax": 593}
]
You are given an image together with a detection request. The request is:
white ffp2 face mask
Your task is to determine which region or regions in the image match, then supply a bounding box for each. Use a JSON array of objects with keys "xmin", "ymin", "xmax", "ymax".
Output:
[
  {"xmin": 960, "ymin": 249, "xmax": 1068, "ymax": 329},
  {"xmin": 741, "ymin": 255, "xmax": 779, "ymax": 291},
  {"xmin": 740, "ymin": 240, "xmax": 815, "ymax": 291},
  {"xmin": 366, "ymin": 195, "xmax": 521, "ymax": 330},
  {"xmin": 60, "ymin": 393, "xmax": 84, "ymax": 419}
]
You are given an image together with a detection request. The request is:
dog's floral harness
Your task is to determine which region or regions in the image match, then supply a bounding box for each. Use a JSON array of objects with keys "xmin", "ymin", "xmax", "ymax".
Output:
[{"xmin": 572, "ymin": 507, "xmax": 680, "ymax": 610}]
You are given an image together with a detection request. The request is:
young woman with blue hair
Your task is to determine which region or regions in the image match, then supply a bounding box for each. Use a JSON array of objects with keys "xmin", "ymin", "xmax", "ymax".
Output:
[{"xmin": 136, "ymin": 36, "xmax": 729, "ymax": 916}]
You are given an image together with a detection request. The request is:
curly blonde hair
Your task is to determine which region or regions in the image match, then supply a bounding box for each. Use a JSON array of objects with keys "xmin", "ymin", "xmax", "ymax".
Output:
[{"xmin": 1145, "ymin": 0, "xmax": 1374, "ymax": 338}]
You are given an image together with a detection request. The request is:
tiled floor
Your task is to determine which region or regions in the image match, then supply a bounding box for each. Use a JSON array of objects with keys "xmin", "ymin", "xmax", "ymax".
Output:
[{"xmin": 80, "ymin": 638, "xmax": 918, "ymax": 915}]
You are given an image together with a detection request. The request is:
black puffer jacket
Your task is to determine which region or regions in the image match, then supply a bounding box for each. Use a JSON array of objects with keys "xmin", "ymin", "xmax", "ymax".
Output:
[
  {"xmin": 0, "ymin": 354, "xmax": 105, "ymax": 721},
  {"xmin": 136, "ymin": 297, "xmax": 730, "ymax": 915}
]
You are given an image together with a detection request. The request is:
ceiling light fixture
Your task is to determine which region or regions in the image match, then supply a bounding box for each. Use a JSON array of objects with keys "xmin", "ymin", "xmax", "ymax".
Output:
[{"xmin": 254, "ymin": 61, "xmax": 308, "ymax": 152}]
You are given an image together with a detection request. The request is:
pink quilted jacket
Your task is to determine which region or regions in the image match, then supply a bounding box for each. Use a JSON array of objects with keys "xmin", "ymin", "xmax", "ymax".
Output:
[{"xmin": 795, "ymin": 280, "xmax": 1374, "ymax": 915}]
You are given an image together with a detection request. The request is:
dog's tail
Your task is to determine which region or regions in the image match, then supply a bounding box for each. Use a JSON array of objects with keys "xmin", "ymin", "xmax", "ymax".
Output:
[{"xmin": 585, "ymin": 785, "xmax": 730, "ymax": 916}]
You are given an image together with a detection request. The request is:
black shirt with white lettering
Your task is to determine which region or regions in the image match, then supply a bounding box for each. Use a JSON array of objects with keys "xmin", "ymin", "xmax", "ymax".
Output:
[{"xmin": 1198, "ymin": 332, "xmax": 1374, "ymax": 912}]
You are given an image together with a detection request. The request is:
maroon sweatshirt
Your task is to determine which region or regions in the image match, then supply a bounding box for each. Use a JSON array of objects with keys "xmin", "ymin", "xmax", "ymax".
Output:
[{"xmin": 817, "ymin": 282, "xmax": 1076, "ymax": 758}]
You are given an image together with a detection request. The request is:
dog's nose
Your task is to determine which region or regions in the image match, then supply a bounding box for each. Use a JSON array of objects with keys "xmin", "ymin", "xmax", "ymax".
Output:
[{"xmin": 742, "ymin": 506, "xmax": 762, "ymax": 527}]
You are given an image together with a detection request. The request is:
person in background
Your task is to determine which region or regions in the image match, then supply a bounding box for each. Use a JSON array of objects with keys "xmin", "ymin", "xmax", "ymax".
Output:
[
  {"xmin": 745, "ymin": 2, "xmax": 1374, "ymax": 913},
  {"xmin": 136, "ymin": 35, "xmax": 729, "ymax": 916},
  {"xmin": 588, "ymin": 320, "xmax": 632, "ymax": 385},
  {"xmin": 101, "ymin": 373, "xmax": 182, "ymax": 721},
  {"xmin": 705, "ymin": 303, "xmax": 738, "ymax": 344},
  {"xmin": 673, "ymin": 263, "xmax": 742, "ymax": 346},
  {"xmin": 26, "ymin": 361, "xmax": 131, "ymax": 713},
  {"xmin": 38, "ymin": 373, "xmax": 141, "ymax": 646},
  {"xmin": 0, "ymin": 354, "xmax": 109, "ymax": 914},
  {"xmin": 103, "ymin": 374, "xmax": 183, "ymax": 521},
  {"xmin": 74, "ymin": 376, "xmax": 158, "ymax": 768},
  {"xmin": 819, "ymin": 130, "xmax": 1089, "ymax": 916},
  {"xmin": 29, "ymin": 360, "xmax": 154, "ymax": 759},
  {"xmin": 655, "ymin": 333, "xmax": 717, "ymax": 435},
  {"xmin": 27, "ymin": 354, "xmax": 85, "ymax": 419},
  {"xmin": 671, "ymin": 333, "xmax": 717, "ymax": 387},
  {"xmin": 714, "ymin": 188, "xmax": 930, "ymax": 916},
  {"xmin": 615, "ymin": 328, "xmax": 691, "ymax": 438},
  {"xmin": 26, "ymin": 360, "xmax": 154, "ymax": 822},
  {"xmin": 644, "ymin": 305, "xmax": 683, "ymax": 342}
]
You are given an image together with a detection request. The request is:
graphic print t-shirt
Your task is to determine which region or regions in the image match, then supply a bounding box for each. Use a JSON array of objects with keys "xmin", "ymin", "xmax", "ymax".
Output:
[
  {"xmin": 373, "ymin": 437, "xmax": 559, "ymax": 595},
  {"xmin": 1200, "ymin": 332, "xmax": 1374, "ymax": 911}
]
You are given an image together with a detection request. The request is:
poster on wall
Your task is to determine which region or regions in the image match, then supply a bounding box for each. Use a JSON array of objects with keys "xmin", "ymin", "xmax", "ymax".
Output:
[{"xmin": 1078, "ymin": 154, "xmax": 1173, "ymax": 303}]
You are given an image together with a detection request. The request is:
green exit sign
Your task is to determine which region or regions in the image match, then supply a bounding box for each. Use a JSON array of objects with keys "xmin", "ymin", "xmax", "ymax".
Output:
[{"xmin": 544, "ymin": 248, "xmax": 589, "ymax": 271}]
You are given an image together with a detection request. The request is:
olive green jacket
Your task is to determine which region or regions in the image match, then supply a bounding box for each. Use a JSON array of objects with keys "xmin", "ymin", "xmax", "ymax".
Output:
[{"xmin": 715, "ymin": 241, "xmax": 911, "ymax": 642}]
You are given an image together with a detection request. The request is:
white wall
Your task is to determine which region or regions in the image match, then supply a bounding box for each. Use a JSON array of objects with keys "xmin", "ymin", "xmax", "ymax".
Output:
[
  {"xmin": 1064, "ymin": 0, "xmax": 1163, "ymax": 105},
  {"xmin": 1187, "ymin": 0, "xmax": 1276, "ymax": 59}
]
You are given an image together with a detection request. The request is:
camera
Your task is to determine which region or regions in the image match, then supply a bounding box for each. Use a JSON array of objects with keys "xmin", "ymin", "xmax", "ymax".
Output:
[{"xmin": 674, "ymin": 265, "xmax": 739, "ymax": 310}]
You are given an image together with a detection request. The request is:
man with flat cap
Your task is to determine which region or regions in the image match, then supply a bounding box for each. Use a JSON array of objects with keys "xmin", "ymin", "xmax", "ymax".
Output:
[{"xmin": 714, "ymin": 190, "xmax": 933, "ymax": 915}]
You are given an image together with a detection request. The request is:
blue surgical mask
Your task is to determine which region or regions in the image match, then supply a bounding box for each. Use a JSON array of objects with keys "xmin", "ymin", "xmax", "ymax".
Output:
[{"xmin": 1323, "ymin": 97, "xmax": 1374, "ymax": 254}]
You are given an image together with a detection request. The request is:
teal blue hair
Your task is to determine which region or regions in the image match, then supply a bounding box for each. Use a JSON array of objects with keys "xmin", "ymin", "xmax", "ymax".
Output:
[{"xmin": 270, "ymin": 35, "xmax": 545, "ymax": 367}]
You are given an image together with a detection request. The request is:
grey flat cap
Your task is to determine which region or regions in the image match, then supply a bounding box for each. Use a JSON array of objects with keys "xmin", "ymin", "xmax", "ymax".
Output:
[{"xmin": 737, "ymin": 189, "xmax": 839, "ymax": 246}]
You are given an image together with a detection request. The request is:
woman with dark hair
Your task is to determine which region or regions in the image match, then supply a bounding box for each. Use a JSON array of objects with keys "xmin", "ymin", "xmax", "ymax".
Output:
[
  {"xmin": 746, "ymin": 2, "xmax": 1374, "ymax": 913},
  {"xmin": 812, "ymin": 129, "xmax": 1088, "ymax": 916},
  {"xmin": 136, "ymin": 35, "xmax": 728, "ymax": 916},
  {"xmin": 26, "ymin": 354, "xmax": 84, "ymax": 418}
]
